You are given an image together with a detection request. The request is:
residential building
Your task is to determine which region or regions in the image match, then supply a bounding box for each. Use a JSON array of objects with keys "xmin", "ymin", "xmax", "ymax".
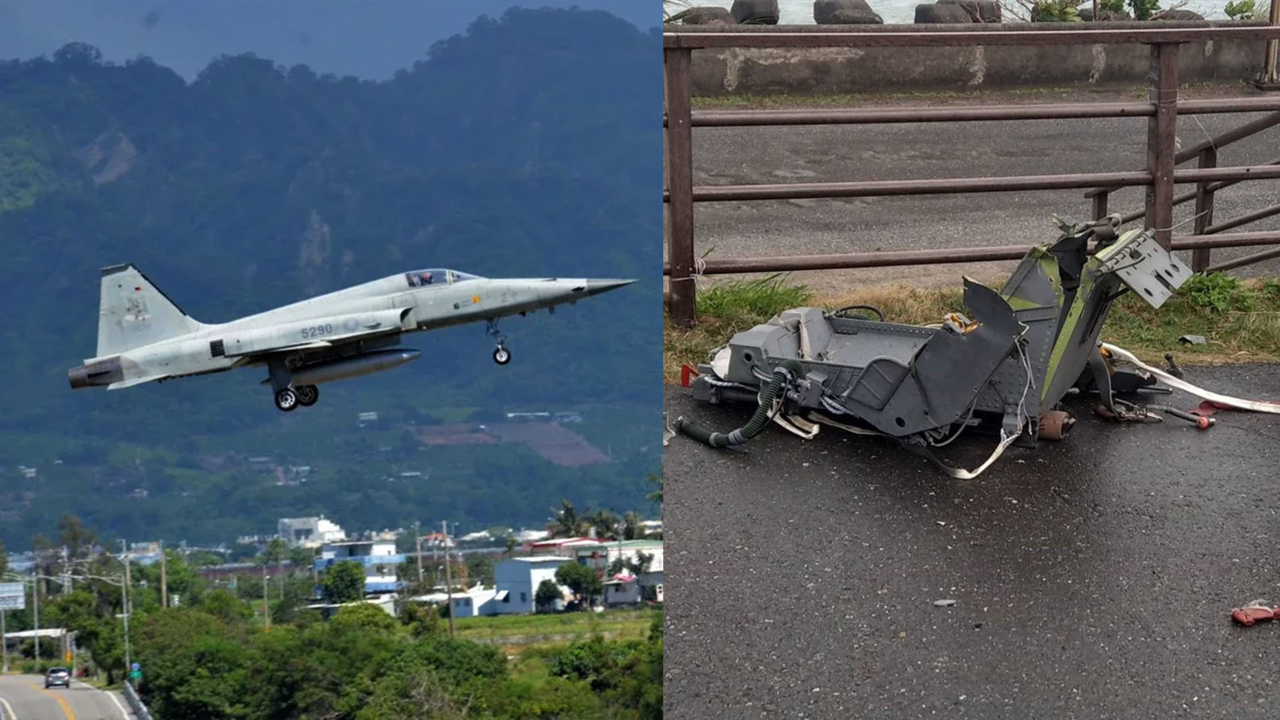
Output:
[
  {"xmin": 279, "ymin": 516, "xmax": 347, "ymax": 548},
  {"xmin": 574, "ymin": 540, "xmax": 664, "ymax": 604},
  {"xmin": 572, "ymin": 539, "xmax": 663, "ymax": 574},
  {"xmin": 527, "ymin": 537, "xmax": 601, "ymax": 556},
  {"xmin": 604, "ymin": 574, "xmax": 641, "ymax": 605},
  {"xmin": 315, "ymin": 539, "xmax": 402, "ymax": 594},
  {"xmin": 492, "ymin": 556, "xmax": 573, "ymax": 615}
]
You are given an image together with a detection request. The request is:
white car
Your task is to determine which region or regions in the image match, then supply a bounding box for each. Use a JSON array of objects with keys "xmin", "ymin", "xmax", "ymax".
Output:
[{"xmin": 44, "ymin": 667, "xmax": 71, "ymax": 689}]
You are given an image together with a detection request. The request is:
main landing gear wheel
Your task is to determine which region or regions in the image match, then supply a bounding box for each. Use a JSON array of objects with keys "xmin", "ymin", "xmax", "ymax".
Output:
[
  {"xmin": 274, "ymin": 388, "xmax": 299, "ymax": 412},
  {"xmin": 296, "ymin": 384, "xmax": 319, "ymax": 407},
  {"xmin": 486, "ymin": 317, "xmax": 511, "ymax": 365}
]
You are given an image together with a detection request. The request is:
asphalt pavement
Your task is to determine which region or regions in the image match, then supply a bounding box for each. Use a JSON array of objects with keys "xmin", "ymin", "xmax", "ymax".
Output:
[
  {"xmin": 0, "ymin": 676, "xmax": 130, "ymax": 720},
  {"xmin": 663, "ymin": 365, "xmax": 1280, "ymax": 719},
  {"xmin": 666, "ymin": 85, "xmax": 1280, "ymax": 295}
]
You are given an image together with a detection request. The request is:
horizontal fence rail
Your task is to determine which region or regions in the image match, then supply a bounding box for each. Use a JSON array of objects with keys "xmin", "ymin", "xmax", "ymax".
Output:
[
  {"xmin": 666, "ymin": 97, "xmax": 1280, "ymax": 127},
  {"xmin": 661, "ymin": 232, "xmax": 1280, "ymax": 275},
  {"xmin": 664, "ymin": 26, "xmax": 1280, "ymax": 49},
  {"xmin": 663, "ymin": 23, "xmax": 1280, "ymax": 326}
]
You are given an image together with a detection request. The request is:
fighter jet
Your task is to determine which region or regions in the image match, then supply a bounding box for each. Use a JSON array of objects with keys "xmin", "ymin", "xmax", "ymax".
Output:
[{"xmin": 68, "ymin": 265, "xmax": 634, "ymax": 411}]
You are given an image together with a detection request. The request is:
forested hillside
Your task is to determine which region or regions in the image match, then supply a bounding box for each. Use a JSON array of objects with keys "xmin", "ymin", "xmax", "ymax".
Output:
[{"xmin": 0, "ymin": 7, "xmax": 662, "ymax": 546}]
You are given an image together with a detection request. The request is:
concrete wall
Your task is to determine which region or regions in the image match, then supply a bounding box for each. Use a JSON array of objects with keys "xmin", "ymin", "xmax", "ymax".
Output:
[{"xmin": 668, "ymin": 22, "xmax": 1271, "ymax": 95}]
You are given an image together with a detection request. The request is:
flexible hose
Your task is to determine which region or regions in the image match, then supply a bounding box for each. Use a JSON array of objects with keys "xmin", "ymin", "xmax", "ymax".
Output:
[
  {"xmin": 1148, "ymin": 404, "xmax": 1215, "ymax": 429},
  {"xmin": 675, "ymin": 359, "xmax": 804, "ymax": 448}
]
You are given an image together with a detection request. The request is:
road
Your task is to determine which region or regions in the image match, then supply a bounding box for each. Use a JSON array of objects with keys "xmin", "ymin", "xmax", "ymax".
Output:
[
  {"xmin": 663, "ymin": 365, "xmax": 1280, "ymax": 719},
  {"xmin": 666, "ymin": 85, "xmax": 1280, "ymax": 295},
  {"xmin": 0, "ymin": 676, "xmax": 130, "ymax": 720}
]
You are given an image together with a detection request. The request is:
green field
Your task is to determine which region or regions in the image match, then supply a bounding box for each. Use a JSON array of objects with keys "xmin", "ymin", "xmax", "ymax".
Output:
[{"xmin": 454, "ymin": 608, "xmax": 659, "ymax": 653}]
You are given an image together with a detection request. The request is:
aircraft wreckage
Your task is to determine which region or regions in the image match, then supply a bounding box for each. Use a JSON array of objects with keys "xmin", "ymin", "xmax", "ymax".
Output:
[{"xmin": 672, "ymin": 216, "xmax": 1280, "ymax": 478}]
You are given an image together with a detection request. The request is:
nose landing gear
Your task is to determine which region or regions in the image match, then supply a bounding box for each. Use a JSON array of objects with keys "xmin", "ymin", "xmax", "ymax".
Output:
[{"xmin": 487, "ymin": 318, "xmax": 512, "ymax": 365}]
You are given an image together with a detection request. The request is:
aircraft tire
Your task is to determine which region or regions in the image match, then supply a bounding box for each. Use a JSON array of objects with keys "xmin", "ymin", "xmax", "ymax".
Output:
[
  {"xmin": 274, "ymin": 388, "xmax": 299, "ymax": 412},
  {"xmin": 296, "ymin": 384, "xmax": 319, "ymax": 407},
  {"xmin": 493, "ymin": 346, "xmax": 512, "ymax": 365}
]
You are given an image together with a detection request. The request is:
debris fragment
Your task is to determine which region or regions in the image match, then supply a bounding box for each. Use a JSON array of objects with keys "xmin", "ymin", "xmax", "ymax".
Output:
[
  {"xmin": 1232, "ymin": 601, "xmax": 1280, "ymax": 626},
  {"xmin": 1178, "ymin": 334, "xmax": 1207, "ymax": 346},
  {"xmin": 933, "ymin": 599, "xmax": 957, "ymax": 607}
]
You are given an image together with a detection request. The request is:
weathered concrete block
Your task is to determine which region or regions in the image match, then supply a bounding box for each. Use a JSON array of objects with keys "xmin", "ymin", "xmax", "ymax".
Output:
[
  {"xmin": 914, "ymin": 3, "xmax": 973, "ymax": 22},
  {"xmin": 731, "ymin": 0, "xmax": 780, "ymax": 24},
  {"xmin": 676, "ymin": 6, "xmax": 737, "ymax": 24},
  {"xmin": 814, "ymin": 0, "xmax": 884, "ymax": 24},
  {"xmin": 937, "ymin": 0, "xmax": 1001, "ymax": 22}
]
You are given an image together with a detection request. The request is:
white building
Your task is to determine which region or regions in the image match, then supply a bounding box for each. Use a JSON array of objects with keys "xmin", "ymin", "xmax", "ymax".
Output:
[
  {"xmin": 493, "ymin": 556, "xmax": 573, "ymax": 614},
  {"xmin": 604, "ymin": 574, "xmax": 641, "ymax": 605},
  {"xmin": 279, "ymin": 516, "xmax": 347, "ymax": 548},
  {"xmin": 574, "ymin": 540, "xmax": 664, "ymax": 604},
  {"xmin": 317, "ymin": 539, "xmax": 402, "ymax": 594},
  {"xmin": 446, "ymin": 585, "xmax": 501, "ymax": 618}
]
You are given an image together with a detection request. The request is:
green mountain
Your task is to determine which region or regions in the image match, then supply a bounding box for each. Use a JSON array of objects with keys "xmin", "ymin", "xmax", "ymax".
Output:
[{"xmin": 0, "ymin": 7, "xmax": 662, "ymax": 547}]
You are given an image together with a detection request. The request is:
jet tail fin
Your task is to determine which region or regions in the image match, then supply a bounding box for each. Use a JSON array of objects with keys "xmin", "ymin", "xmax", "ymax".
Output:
[{"xmin": 96, "ymin": 264, "xmax": 202, "ymax": 358}]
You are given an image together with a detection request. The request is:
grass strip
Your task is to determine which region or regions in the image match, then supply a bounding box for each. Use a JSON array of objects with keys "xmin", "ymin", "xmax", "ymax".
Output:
[{"xmin": 664, "ymin": 273, "xmax": 1280, "ymax": 382}]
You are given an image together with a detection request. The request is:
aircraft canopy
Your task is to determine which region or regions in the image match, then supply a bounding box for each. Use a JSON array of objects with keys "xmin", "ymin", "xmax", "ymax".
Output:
[{"xmin": 404, "ymin": 269, "xmax": 484, "ymax": 288}]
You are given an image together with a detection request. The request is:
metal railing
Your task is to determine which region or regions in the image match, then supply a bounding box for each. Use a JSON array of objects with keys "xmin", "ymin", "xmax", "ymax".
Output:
[
  {"xmin": 124, "ymin": 680, "xmax": 155, "ymax": 720},
  {"xmin": 663, "ymin": 24, "xmax": 1280, "ymax": 326}
]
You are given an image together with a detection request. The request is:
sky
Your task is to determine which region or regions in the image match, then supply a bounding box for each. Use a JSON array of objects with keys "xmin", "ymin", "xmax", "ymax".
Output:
[{"xmin": 0, "ymin": 0, "xmax": 656, "ymax": 81}]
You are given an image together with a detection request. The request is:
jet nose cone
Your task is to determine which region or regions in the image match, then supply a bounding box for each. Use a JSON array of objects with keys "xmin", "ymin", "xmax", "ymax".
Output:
[{"xmin": 582, "ymin": 279, "xmax": 636, "ymax": 297}]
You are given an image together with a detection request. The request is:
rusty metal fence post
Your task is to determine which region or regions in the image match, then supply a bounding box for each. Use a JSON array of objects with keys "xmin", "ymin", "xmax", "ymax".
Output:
[
  {"xmin": 1145, "ymin": 42, "xmax": 1180, "ymax": 250},
  {"xmin": 664, "ymin": 46, "xmax": 697, "ymax": 327},
  {"xmin": 1192, "ymin": 147, "xmax": 1217, "ymax": 271},
  {"xmin": 1261, "ymin": 0, "xmax": 1280, "ymax": 87},
  {"xmin": 1092, "ymin": 190, "xmax": 1109, "ymax": 221}
]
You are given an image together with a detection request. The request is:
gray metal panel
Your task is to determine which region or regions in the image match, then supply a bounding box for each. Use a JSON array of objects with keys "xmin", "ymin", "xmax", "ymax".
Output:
[{"xmin": 848, "ymin": 357, "xmax": 910, "ymax": 411}]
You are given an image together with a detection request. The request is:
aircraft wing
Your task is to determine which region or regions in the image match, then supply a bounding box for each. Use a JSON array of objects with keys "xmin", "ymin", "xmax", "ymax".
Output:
[{"xmin": 218, "ymin": 308, "xmax": 413, "ymax": 360}]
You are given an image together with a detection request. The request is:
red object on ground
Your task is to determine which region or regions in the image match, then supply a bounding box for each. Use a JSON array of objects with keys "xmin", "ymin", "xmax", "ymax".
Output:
[
  {"xmin": 1191, "ymin": 401, "xmax": 1233, "ymax": 417},
  {"xmin": 1231, "ymin": 605, "xmax": 1280, "ymax": 626},
  {"xmin": 680, "ymin": 364, "xmax": 700, "ymax": 388}
]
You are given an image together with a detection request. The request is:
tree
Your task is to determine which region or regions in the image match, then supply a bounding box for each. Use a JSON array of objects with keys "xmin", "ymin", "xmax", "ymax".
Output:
[
  {"xmin": 321, "ymin": 560, "xmax": 365, "ymax": 604},
  {"xmin": 261, "ymin": 537, "xmax": 287, "ymax": 569},
  {"xmin": 622, "ymin": 511, "xmax": 645, "ymax": 540},
  {"xmin": 547, "ymin": 500, "xmax": 587, "ymax": 538},
  {"xmin": 554, "ymin": 562, "xmax": 603, "ymax": 608},
  {"xmin": 587, "ymin": 509, "xmax": 620, "ymax": 541},
  {"xmin": 646, "ymin": 473, "xmax": 662, "ymax": 506},
  {"xmin": 534, "ymin": 579, "xmax": 562, "ymax": 613},
  {"xmin": 57, "ymin": 515, "xmax": 97, "ymax": 558},
  {"xmin": 198, "ymin": 589, "xmax": 253, "ymax": 625}
]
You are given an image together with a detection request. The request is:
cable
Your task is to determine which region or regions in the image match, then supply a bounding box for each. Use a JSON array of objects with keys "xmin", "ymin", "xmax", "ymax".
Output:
[{"xmin": 829, "ymin": 304, "xmax": 886, "ymax": 322}]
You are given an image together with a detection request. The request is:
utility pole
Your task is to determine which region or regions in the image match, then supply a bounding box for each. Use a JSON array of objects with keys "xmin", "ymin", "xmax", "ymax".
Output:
[
  {"xmin": 32, "ymin": 578, "xmax": 39, "ymax": 661},
  {"xmin": 442, "ymin": 521, "xmax": 455, "ymax": 639},
  {"xmin": 414, "ymin": 521, "xmax": 424, "ymax": 586},
  {"xmin": 121, "ymin": 540, "xmax": 131, "ymax": 683},
  {"xmin": 262, "ymin": 573, "xmax": 270, "ymax": 631},
  {"xmin": 2, "ymin": 606, "xmax": 7, "ymax": 674},
  {"xmin": 61, "ymin": 546, "xmax": 69, "ymax": 595},
  {"xmin": 159, "ymin": 540, "xmax": 168, "ymax": 610}
]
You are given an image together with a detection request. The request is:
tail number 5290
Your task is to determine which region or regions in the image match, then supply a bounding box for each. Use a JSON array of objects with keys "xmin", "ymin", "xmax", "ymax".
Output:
[{"xmin": 302, "ymin": 324, "xmax": 334, "ymax": 339}]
